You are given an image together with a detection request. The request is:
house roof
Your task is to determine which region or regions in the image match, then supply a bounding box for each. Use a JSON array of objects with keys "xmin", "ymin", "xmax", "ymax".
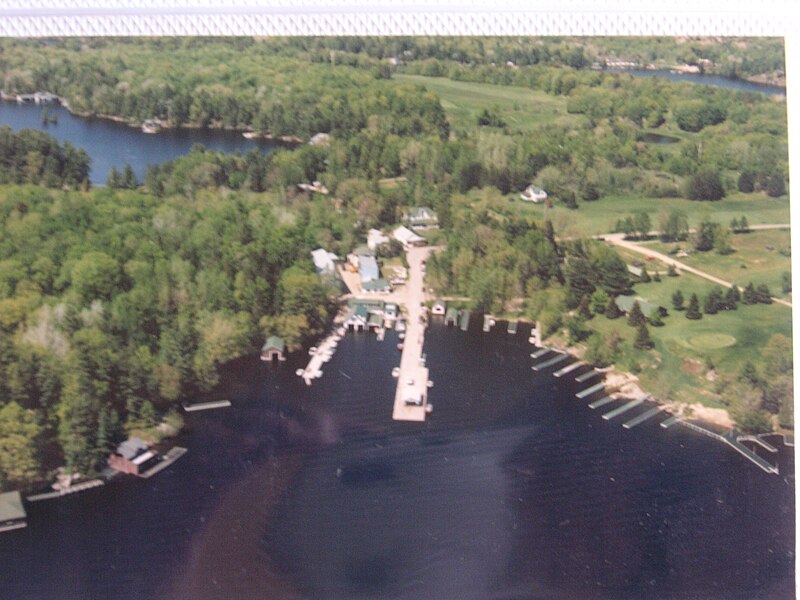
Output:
[
  {"xmin": 368, "ymin": 312, "xmax": 384, "ymax": 326},
  {"xmin": 627, "ymin": 265, "xmax": 643, "ymax": 277},
  {"xmin": 0, "ymin": 491, "xmax": 26, "ymax": 522},
  {"xmin": 359, "ymin": 256, "xmax": 380, "ymax": 283},
  {"xmin": 393, "ymin": 226, "xmax": 425, "ymax": 245},
  {"xmin": 354, "ymin": 304, "xmax": 369, "ymax": 318},
  {"xmin": 353, "ymin": 245, "xmax": 375, "ymax": 256},
  {"xmin": 117, "ymin": 437, "xmax": 148, "ymax": 460},
  {"xmin": 362, "ymin": 278, "xmax": 391, "ymax": 291},
  {"xmin": 408, "ymin": 206, "xmax": 437, "ymax": 220},
  {"xmin": 347, "ymin": 298, "xmax": 384, "ymax": 309},
  {"xmin": 615, "ymin": 295, "xmax": 657, "ymax": 317},
  {"xmin": 311, "ymin": 248, "xmax": 337, "ymax": 273},
  {"xmin": 433, "ymin": 300, "xmax": 446, "ymax": 308},
  {"xmin": 262, "ymin": 336, "xmax": 285, "ymax": 353},
  {"xmin": 445, "ymin": 307, "xmax": 459, "ymax": 320}
]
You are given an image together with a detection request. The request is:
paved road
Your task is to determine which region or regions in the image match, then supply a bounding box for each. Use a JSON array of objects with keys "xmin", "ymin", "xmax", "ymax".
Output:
[{"xmin": 603, "ymin": 229, "xmax": 792, "ymax": 309}]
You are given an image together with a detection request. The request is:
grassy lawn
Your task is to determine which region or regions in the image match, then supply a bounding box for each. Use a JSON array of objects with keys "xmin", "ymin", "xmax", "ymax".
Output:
[
  {"xmin": 639, "ymin": 229, "xmax": 792, "ymax": 299},
  {"xmin": 504, "ymin": 192, "xmax": 790, "ymax": 237},
  {"xmin": 586, "ymin": 269, "xmax": 792, "ymax": 405},
  {"xmin": 394, "ymin": 73, "xmax": 583, "ymax": 133}
]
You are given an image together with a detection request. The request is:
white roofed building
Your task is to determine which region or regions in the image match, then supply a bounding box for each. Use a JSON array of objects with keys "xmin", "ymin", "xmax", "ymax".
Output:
[
  {"xmin": 311, "ymin": 248, "xmax": 338, "ymax": 276},
  {"xmin": 393, "ymin": 226, "xmax": 426, "ymax": 249}
]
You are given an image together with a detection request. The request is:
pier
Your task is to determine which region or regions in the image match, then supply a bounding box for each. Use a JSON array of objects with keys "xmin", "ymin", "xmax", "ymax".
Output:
[
  {"xmin": 737, "ymin": 434, "xmax": 778, "ymax": 453},
  {"xmin": 576, "ymin": 382, "xmax": 605, "ymax": 399},
  {"xmin": 183, "ymin": 400, "xmax": 231, "ymax": 412},
  {"xmin": 588, "ymin": 396, "xmax": 615, "ymax": 409},
  {"xmin": 27, "ymin": 479, "xmax": 104, "ymax": 502},
  {"xmin": 553, "ymin": 361, "xmax": 584, "ymax": 378},
  {"xmin": 392, "ymin": 246, "xmax": 433, "ymax": 422},
  {"xmin": 602, "ymin": 398, "xmax": 644, "ymax": 420},
  {"xmin": 530, "ymin": 348, "xmax": 551, "ymax": 359},
  {"xmin": 507, "ymin": 321, "xmax": 518, "ymax": 334},
  {"xmin": 623, "ymin": 407, "xmax": 662, "ymax": 429},
  {"xmin": 575, "ymin": 369, "xmax": 599, "ymax": 383},
  {"xmin": 140, "ymin": 447, "xmax": 188, "ymax": 478},
  {"xmin": 298, "ymin": 329, "xmax": 342, "ymax": 385},
  {"xmin": 459, "ymin": 309, "xmax": 471, "ymax": 331},
  {"xmin": 532, "ymin": 353, "xmax": 570, "ymax": 371},
  {"xmin": 679, "ymin": 422, "xmax": 779, "ymax": 474},
  {"xmin": 660, "ymin": 415, "xmax": 682, "ymax": 428}
]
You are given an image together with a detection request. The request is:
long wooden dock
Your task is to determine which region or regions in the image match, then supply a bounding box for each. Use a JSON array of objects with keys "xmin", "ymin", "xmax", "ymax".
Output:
[
  {"xmin": 27, "ymin": 479, "xmax": 104, "ymax": 502},
  {"xmin": 602, "ymin": 398, "xmax": 643, "ymax": 420},
  {"xmin": 140, "ymin": 447, "xmax": 187, "ymax": 478},
  {"xmin": 530, "ymin": 348, "xmax": 550, "ymax": 359},
  {"xmin": 738, "ymin": 434, "xmax": 778, "ymax": 453},
  {"xmin": 660, "ymin": 415, "xmax": 682, "ymax": 428},
  {"xmin": 588, "ymin": 396, "xmax": 615, "ymax": 409},
  {"xmin": 554, "ymin": 361, "xmax": 584, "ymax": 378},
  {"xmin": 532, "ymin": 353, "xmax": 570, "ymax": 371},
  {"xmin": 459, "ymin": 309, "xmax": 471, "ymax": 331},
  {"xmin": 507, "ymin": 321, "xmax": 518, "ymax": 334},
  {"xmin": 623, "ymin": 406, "xmax": 662, "ymax": 429},
  {"xmin": 576, "ymin": 382, "xmax": 605, "ymax": 399},
  {"xmin": 679, "ymin": 422, "xmax": 779, "ymax": 474},
  {"xmin": 183, "ymin": 400, "xmax": 231, "ymax": 412},
  {"xmin": 575, "ymin": 369, "xmax": 599, "ymax": 383}
]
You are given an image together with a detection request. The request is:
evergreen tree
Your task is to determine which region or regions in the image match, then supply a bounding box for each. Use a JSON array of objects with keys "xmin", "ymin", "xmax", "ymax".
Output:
[
  {"xmin": 782, "ymin": 271, "xmax": 791, "ymax": 294},
  {"xmin": 627, "ymin": 300, "xmax": 646, "ymax": 327},
  {"xmin": 667, "ymin": 263, "xmax": 678, "ymax": 277},
  {"xmin": 671, "ymin": 290, "xmax": 685, "ymax": 311},
  {"xmin": 639, "ymin": 266, "xmax": 651, "ymax": 283},
  {"xmin": 122, "ymin": 164, "xmax": 137, "ymax": 189},
  {"xmin": 703, "ymin": 288, "xmax": 723, "ymax": 314},
  {"xmin": 729, "ymin": 217, "xmax": 740, "ymax": 232},
  {"xmin": 634, "ymin": 322, "xmax": 655, "ymax": 349},
  {"xmin": 739, "ymin": 216, "xmax": 749, "ymax": 232},
  {"xmin": 756, "ymin": 284, "xmax": 773, "ymax": 304},
  {"xmin": 107, "ymin": 165, "xmax": 121, "ymax": 189},
  {"xmin": 742, "ymin": 282, "xmax": 757, "ymax": 304},
  {"xmin": 685, "ymin": 293, "xmax": 702, "ymax": 319},
  {"xmin": 766, "ymin": 173, "xmax": 786, "ymax": 197},
  {"xmin": 605, "ymin": 296, "xmax": 622, "ymax": 319},
  {"xmin": 577, "ymin": 294, "xmax": 592, "ymax": 320},
  {"xmin": 738, "ymin": 361, "xmax": 762, "ymax": 388},
  {"xmin": 737, "ymin": 171, "xmax": 755, "ymax": 193},
  {"xmin": 648, "ymin": 310, "xmax": 664, "ymax": 327},
  {"xmin": 723, "ymin": 286, "xmax": 739, "ymax": 310},
  {"xmin": 686, "ymin": 170, "xmax": 725, "ymax": 201},
  {"xmin": 653, "ymin": 271, "xmax": 661, "ymax": 282},
  {"xmin": 590, "ymin": 290, "xmax": 609, "ymax": 314},
  {"xmin": 728, "ymin": 284, "xmax": 741, "ymax": 304}
]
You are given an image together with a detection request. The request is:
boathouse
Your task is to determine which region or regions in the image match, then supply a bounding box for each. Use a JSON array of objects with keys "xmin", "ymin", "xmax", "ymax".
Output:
[
  {"xmin": 432, "ymin": 300, "xmax": 446, "ymax": 316},
  {"xmin": 345, "ymin": 304, "xmax": 370, "ymax": 331},
  {"xmin": 261, "ymin": 336, "xmax": 286, "ymax": 361},
  {"xmin": 0, "ymin": 491, "xmax": 26, "ymax": 533},
  {"xmin": 108, "ymin": 437, "xmax": 158, "ymax": 476},
  {"xmin": 445, "ymin": 307, "xmax": 459, "ymax": 326}
]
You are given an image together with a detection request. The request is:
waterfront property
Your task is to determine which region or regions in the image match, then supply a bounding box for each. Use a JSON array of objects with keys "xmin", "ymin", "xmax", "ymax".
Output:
[
  {"xmin": 261, "ymin": 336, "xmax": 286, "ymax": 361},
  {"xmin": 0, "ymin": 491, "xmax": 26, "ymax": 533},
  {"xmin": 108, "ymin": 438, "xmax": 159, "ymax": 476}
]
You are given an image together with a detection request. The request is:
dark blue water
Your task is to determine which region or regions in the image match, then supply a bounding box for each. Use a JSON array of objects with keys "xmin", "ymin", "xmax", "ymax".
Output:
[
  {"xmin": 608, "ymin": 68, "xmax": 786, "ymax": 97},
  {"xmin": 0, "ymin": 322, "xmax": 793, "ymax": 599},
  {"xmin": 0, "ymin": 101, "xmax": 279, "ymax": 184}
]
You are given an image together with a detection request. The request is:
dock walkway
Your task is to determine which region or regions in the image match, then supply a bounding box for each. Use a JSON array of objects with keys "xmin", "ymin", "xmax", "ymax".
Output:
[
  {"xmin": 554, "ymin": 361, "xmax": 584, "ymax": 378},
  {"xmin": 532, "ymin": 353, "xmax": 569, "ymax": 371},
  {"xmin": 602, "ymin": 398, "xmax": 643, "ymax": 420},
  {"xmin": 576, "ymin": 382, "xmax": 605, "ymax": 399},
  {"xmin": 392, "ymin": 246, "xmax": 433, "ymax": 422},
  {"xmin": 575, "ymin": 369, "xmax": 599, "ymax": 383},
  {"xmin": 623, "ymin": 406, "xmax": 662, "ymax": 429},
  {"xmin": 183, "ymin": 400, "xmax": 231, "ymax": 412},
  {"xmin": 140, "ymin": 447, "xmax": 188, "ymax": 478},
  {"xmin": 588, "ymin": 396, "xmax": 615, "ymax": 410},
  {"xmin": 679, "ymin": 422, "xmax": 778, "ymax": 474},
  {"xmin": 299, "ymin": 329, "xmax": 341, "ymax": 385},
  {"xmin": 530, "ymin": 348, "xmax": 550, "ymax": 359},
  {"xmin": 27, "ymin": 479, "xmax": 104, "ymax": 502}
]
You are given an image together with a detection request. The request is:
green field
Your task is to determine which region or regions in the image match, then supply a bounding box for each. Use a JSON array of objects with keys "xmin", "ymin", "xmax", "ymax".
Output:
[
  {"xmin": 394, "ymin": 73, "xmax": 583, "ymax": 133},
  {"xmin": 640, "ymin": 229, "xmax": 791, "ymax": 299},
  {"xmin": 586, "ymin": 269, "xmax": 792, "ymax": 405},
  {"xmin": 504, "ymin": 193, "xmax": 791, "ymax": 237}
]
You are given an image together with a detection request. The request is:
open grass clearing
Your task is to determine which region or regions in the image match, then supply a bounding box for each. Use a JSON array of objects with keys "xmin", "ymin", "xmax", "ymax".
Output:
[
  {"xmin": 639, "ymin": 229, "xmax": 791, "ymax": 299},
  {"xmin": 394, "ymin": 73, "xmax": 584, "ymax": 133}
]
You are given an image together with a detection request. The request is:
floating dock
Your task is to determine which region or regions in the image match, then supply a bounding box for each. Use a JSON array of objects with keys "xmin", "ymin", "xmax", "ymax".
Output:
[
  {"xmin": 27, "ymin": 479, "xmax": 104, "ymax": 502},
  {"xmin": 554, "ymin": 361, "xmax": 584, "ymax": 378},
  {"xmin": 140, "ymin": 447, "xmax": 188, "ymax": 478},
  {"xmin": 680, "ymin": 422, "xmax": 779, "ymax": 474},
  {"xmin": 660, "ymin": 415, "xmax": 682, "ymax": 429},
  {"xmin": 507, "ymin": 321, "xmax": 518, "ymax": 334},
  {"xmin": 530, "ymin": 348, "xmax": 551, "ymax": 359},
  {"xmin": 738, "ymin": 434, "xmax": 778, "ymax": 453},
  {"xmin": 532, "ymin": 353, "xmax": 570, "ymax": 371},
  {"xmin": 602, "ymin": 398, "xmax": 644, "ymax": 420},
  {"xmin": 575, "ymin": 369, "xmax": 599, "ymax": 383},
  {"xmin": 459, "ymin": 309, "xmax": 471, "ymax": 331},
  {"xmin": 588, "ymin": 396, "xmax": 615, "ymax": 410},
  {"xmin": 482, "ymin": 314, "xmax": 495, "ymax": 332},
  {"xmin": 576, "ymin": 382, "xmax": 605, "ymax": 399},
  {"xmin": 183, "ymin": 400, "xmax": 231, "ymax": 412},
  {"xmin": 299, "ymin": 329, "xmax": 341, "ymax": 385},
  {"xmin": 623, "ymin": 406, "xmax": 662, "ymax": 429}
]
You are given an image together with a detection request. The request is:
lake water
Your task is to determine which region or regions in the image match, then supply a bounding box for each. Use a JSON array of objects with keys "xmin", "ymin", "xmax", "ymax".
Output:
[
  {"xmin": 0, "ymin": 321, "xmax": 793, "ymax": 599},
  {"xmin": 608, "ymin": 69, "xmax": 786, "ymax": 97},
  {"xmin": 0, "ymin": 101, "xmax": 279, "ymax": 184}
]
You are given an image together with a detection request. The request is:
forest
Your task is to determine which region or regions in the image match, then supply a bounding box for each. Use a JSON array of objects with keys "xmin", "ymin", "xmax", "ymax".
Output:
[{"xmin": 0, "ymin": 36, "xmax": 790, "ymax": 489}]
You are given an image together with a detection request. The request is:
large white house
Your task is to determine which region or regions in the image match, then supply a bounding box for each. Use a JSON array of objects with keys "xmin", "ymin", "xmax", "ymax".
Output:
[
  {"xmin": 520, "ymin": 185, "xmax": 548, "ymax": 203},
  {"xmin": 311, "ymin": 248, "xmax": 338, "ymax": 276}
]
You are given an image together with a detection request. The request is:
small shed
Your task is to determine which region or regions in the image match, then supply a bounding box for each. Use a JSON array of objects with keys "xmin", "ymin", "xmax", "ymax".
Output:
[
  {"xmin": 432, "ymin": 300, "xmax": 447, "ymax": 316},
  {"xmin": 261, "ymin": 336, "xmax": 286, "ymax": 361},
  {"xmin": 0, "ymin": 491, "xmax": 27, "ymax": 532},
  {"xmin": 108, "ymin": 437, "xmax": 153, "ymax": 476},
  {"xmin": 445, "ymin": 307, "xmax": 459, "ymax": 326},
  {"xmin": 520, "ymin": 185, "xmax": 547, "ymax": 203}
]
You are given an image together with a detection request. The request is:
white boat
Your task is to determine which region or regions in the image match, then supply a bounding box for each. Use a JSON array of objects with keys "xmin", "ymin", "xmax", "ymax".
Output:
[
  {"xmin": 296, "ymin": 368, "xmax": 304, "ymax": 376},
  {"xmin": 425, "ymin": 404, "xmax": 433, "ymax": 414},
  {"xmin": 242, "ymin": 131, "xmax": 258, "ymax": 139},
  {"xmin": 309, "ymin": 346, "xmax": 318, "ymax": 355},
  {"xmin": 392, "ymin": 367, "xmax": 401, "ymax": 378}
]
